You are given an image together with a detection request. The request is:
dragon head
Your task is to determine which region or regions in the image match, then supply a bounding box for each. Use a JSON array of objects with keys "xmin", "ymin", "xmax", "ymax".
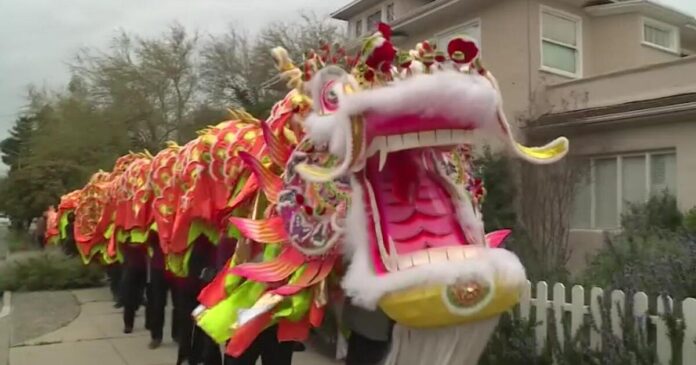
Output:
[{"xmin": 276, "ymin": 24, "xmax": 569, "ymax": 363}]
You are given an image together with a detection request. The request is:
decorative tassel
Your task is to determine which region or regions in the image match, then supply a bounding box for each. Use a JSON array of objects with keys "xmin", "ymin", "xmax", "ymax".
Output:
[
  {"xmin": 226, "ymin": 312, "xmax": 273, "ymax": 357},
  {"xmin": 309, "ymin": 301, "xmax": 326, "ymax": 328},
  {"xmin": 277, "ymin": 317, "xmax": 310, "ymax": 343}
]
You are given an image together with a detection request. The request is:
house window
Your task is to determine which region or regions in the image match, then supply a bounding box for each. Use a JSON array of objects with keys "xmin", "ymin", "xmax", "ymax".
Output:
[
  {"xmin": 367, "ymin": 10, "xmax": 382, "ymax": 32},
  {"xmin": 571, "ymin": 151, "xmax": 677, "ymax": 229},
  {"xmin": 435, "ymin": 20, "xmax": 481, "ymax": 50},
  {"xmin": 386, "ymin": 3, "xmax": 395, "ymax": 22},
  {"xmin": 355, "ymin": 19, "xmax": 363, "ymax": 38},
  {"xmin": 642, "ymin": 17, "xmax": 679, "ymax": 53},
  {"xmin": 541, "ymin": 6, "xmax": 581, "ymax": 77}
]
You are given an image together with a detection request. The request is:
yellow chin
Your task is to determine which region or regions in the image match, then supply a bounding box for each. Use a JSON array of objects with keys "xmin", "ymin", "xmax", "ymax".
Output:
[{"xmin": 378, "ymin": 278, "xmax": 522, "ymax": 328}]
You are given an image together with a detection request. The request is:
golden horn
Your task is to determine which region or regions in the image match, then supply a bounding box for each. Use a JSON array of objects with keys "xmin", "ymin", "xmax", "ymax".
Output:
[{"xmin": 271, "ymin": 47, "xmax": 303, "ymax": 91}]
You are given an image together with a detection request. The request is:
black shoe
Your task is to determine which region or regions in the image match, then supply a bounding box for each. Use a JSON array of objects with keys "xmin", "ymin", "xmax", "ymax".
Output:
[
  {"xmin": 293, "ymin": 342, "xmax": 306, "ymax": 352},
  {"xmin": 114, "ymin": 302, "xmax": 123, "ymax": 309},
  {"xmin": 124, "ymin": 326, "xmax": 133, "ymax": 334},
  {"xmin": 148, "ymin": 338, "xmax": 162, "ymax": 349}
]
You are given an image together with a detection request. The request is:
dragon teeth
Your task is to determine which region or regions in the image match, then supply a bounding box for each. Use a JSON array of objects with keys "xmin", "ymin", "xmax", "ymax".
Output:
[
  {"xmin": 366, "ymin": 129, "xmax": 476, "ymax": 172},
  {"xmin": 378, "ymin": 149, "xmax": 389, "ymax": 172}
]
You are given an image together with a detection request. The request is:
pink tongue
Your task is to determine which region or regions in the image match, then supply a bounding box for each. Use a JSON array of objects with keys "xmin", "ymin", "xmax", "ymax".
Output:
[{"xmin": 368, "ymin": 150, "xmax": 467, "ymax": 255}]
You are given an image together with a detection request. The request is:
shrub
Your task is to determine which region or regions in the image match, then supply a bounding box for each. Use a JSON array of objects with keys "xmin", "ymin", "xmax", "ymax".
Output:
[
  {"xmin": 579, "ymin": 192, "xmax": 696, "ymax": 298},
  {"xmin": 684, "ymin": 207, "xmax": 696, "ymax": 234},
  {"xmin": 621, "ymin": 192, "xmax": 683, "ymax": 235},
  {"xmin": 0, "ymin": 251, "xmax": 104, "ymax": 291}
]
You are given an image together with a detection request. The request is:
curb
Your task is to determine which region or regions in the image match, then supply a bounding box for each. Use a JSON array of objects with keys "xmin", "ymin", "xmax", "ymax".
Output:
[{"xmin": 0, "ymin": 292, "xmax": 11, "ymax": 319}]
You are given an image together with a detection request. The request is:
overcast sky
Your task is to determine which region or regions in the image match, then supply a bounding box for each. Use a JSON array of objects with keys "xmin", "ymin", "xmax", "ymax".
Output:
[{"xmin": 0, "ymin": 0, "xmax": 695, "ymax": 153}]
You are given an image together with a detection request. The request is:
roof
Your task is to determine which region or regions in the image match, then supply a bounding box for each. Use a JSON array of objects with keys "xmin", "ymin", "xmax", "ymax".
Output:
[
  {"xmin": 528, "ymin": 92, "xmax": 696, "ymax": 131},
  {"xmin": 585, "ymin": 0, "xmax": 696, "ymax": 26},
  {"xmin": 331, "ymin": 0, "xmax": 385, "ymax": 21}
]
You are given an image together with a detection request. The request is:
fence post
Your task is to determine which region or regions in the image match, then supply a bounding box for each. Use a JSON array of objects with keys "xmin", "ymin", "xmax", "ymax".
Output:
[
  {"xmin": 553, "ymin": 283, "xmax": 566, "ymax": 348},
  {"xmin": 570, "ymin": 285, "xmax": 585, "ymax": 338},
  {"xmin": 633, "ymin": 292, "xmax": 649, "ymax": 345},
  {"xmin": 682, "ymin": 298, "xmax": 696, "ymax": 364},
  {"xmin": 536, "ymin": 281, "xmax": 549, "ymax": 354},
  {"xmin": 656, "ymin": 295, "xmax": 674, "ymax": 365},
  {"xmin": 610, "ymin": 290, "xmax": 626, "ymax": 340},
  {"xmin": 520, "ymin": 281, "xmax": 532, "ymax": 320},
  {"xmin": 589, "ymin": 287, "xmax": 603, "ymax": 350}
]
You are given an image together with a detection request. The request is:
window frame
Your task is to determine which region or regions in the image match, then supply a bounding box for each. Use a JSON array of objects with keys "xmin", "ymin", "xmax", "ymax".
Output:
[
  {"xmin": 539, "ymin": 5, "xmax": 583, "ymax": 79},
  {"xmin": 572, "ymin": 150, "xmax": 677, "ymax": 230},
  {"xmin": 354, "ymin": 19, "xmax": 363, "ymax": 38},
  {"xmin": 386, "ymin": 3, "xmax": 395, "ymax": 22},
  {"xmin": 641, "ymin": 16, "xmax": 680, "ymax": 54},
  {"xmin": 434, "ymin": 18, "xmax": 482, "ymax": 51},
  {"xmin": 366, "ymin": 10, "xmax": 383, "ymax": 33}
]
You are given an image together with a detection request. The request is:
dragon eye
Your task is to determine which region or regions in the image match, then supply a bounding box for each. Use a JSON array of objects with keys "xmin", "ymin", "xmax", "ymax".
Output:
[{"xmin": 320, "ymin": 80, "xmax": 340, "ymax": 113}]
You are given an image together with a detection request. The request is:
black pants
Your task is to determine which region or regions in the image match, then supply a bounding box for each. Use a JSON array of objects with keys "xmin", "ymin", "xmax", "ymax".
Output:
[
  {"xmin": 121, "ymin": 264, "xmax": 147, "ymax": 330},
  {"xmin": 145, "ymin": 267, "xmax": 178, "ymax": 341},
  {"xmin": 176, "ymin": 284, "xmax": 222, "ymax": 365},
  {"xmin": 107, "ymin": 265, "xmax": 123, "ymax": 302},
  {"xmin": 223, "ymin": 326, "xmax": 293, "ymax": 365},
  {"xmin": 346, "ymin": 331, "xmax": 390, "ymax": 365}
]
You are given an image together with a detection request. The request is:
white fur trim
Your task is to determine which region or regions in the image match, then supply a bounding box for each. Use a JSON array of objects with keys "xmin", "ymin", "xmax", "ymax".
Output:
[
  {"xmin": 341, "ymin": 71, "xmax": 500, "ymax": 132},
  {"xmin": 342, "ymin": 178, "xmax": 527, "ymax": 309},
  {"xmin": 303, "ymin": 113, "xmax": 349, "ymax": 157}
]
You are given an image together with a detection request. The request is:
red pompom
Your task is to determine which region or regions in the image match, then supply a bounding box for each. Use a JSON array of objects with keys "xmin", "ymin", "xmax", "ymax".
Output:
[
  {"xmin": 377, "ymin": 23, "xmax": 392, "ymax": 40},
  {"xmin": 448, "ymin": 37, "xmax": 479, "ymax": 64}
]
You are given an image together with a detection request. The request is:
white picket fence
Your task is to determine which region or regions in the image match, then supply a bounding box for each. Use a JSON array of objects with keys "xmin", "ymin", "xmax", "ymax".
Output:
[{"xmin": 518, "ymin": 281, "xmax": 696, "ymax": 364}]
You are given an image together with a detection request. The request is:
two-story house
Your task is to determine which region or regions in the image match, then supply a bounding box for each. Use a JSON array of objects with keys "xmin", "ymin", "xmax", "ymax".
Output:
[{"xmin": 332, "ymin": 0, "xmax": 696, "ymax": 271}]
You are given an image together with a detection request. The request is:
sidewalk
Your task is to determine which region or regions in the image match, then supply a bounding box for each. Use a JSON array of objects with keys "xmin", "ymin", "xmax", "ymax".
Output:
[{"xmin": 7, "ymin": 287, "xmax": 338, "ymax": 365}]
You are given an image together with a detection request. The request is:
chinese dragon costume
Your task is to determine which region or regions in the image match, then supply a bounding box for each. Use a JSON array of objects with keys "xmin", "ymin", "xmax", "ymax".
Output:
[{"xmin": 47, "ymin": 23, "xmax": 569, "ymax": 365}]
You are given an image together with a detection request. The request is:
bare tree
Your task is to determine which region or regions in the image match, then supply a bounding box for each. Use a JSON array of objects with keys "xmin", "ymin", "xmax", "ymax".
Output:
[
  {"xmin": 199, "ymin": 12, "xmax": 345, "ymax": 117},
  {"xmin": 70, "ymin": 23, "xmax": 199, "ymax": 151},
  {"xmin": 514, "ymin": 157, "xmax": 588, "ymax": 280}
]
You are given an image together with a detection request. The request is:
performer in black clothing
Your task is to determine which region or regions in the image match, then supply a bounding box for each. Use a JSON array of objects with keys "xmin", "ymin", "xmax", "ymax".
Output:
[
  {"xmin": 224, "ymin": 325, "xmax": 294, "ymax": 365},
  {"xmin": 120, "ymin": 242, "xmax": 148, "ymax": 333},
  {"xmin": 107, "ymin": 264, "xmax": 124, "ymax": 309},
  {"xmin": 343, "ymin": 300, "xmax": 393, "ymax": 365},
  {"xmin": 175, "ymin": 236, "xmax": 222, "ymax": 365},
  {"xmin": 145, "ymin": 236, "xmax": 177, "ymax": 349},
  {"xmin": 61, "ymin": 213, "xmax": 80, "ymax": 257}
]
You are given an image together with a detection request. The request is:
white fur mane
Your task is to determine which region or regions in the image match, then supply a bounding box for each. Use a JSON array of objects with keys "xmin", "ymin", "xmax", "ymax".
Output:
[
  {"xmin": 303, "ymin": 70, "xmax": 502, "ymax": 158},
  {"xmin": 342, "ymin": 71, "xmax": 500, "ymax": 131}
]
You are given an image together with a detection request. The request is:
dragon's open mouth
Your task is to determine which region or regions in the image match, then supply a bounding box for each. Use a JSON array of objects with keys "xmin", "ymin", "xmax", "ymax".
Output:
[{"xmin": 357, "ymin": 113, "xmax": 484, "ymax": 275}]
